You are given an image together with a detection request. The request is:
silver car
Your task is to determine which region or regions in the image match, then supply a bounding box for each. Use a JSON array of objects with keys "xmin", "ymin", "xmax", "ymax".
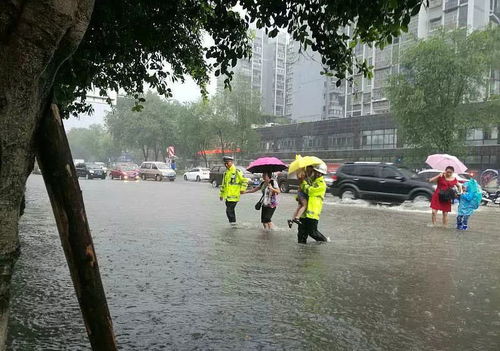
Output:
[{"xmin": 139, "ymin": 161, "xmax": 176, "ymax": 181}]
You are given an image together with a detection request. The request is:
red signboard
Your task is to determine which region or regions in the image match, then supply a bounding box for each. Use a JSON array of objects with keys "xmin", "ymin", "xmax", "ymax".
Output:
[{"xmin": 197, "ymin": 148, "xmax": 241, "ymax": 155}]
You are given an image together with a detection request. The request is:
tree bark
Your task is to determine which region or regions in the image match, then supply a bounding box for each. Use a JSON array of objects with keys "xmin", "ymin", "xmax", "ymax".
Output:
[
  {"xmin": 36, "ymin": 104, "xmax": 117, "ymax": 350},
  {"xmin": 0, "ymin": 1, "xmax": 95, "ymax": 349}
]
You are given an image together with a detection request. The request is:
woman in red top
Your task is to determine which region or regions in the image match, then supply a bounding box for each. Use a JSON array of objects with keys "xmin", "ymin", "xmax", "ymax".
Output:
[{"xmin": 429, "ymin": 166, "xmax": 461, "ymax": 226}]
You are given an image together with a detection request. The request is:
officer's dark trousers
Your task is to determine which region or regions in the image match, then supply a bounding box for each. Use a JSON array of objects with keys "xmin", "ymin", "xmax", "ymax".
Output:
[
  {"xmin": 297, "ymin": 217, "xmax": 327, "ymax": 244},
  {"xmin": 225, "ymin": 201, "xmax": 237, "ymax": 223}
]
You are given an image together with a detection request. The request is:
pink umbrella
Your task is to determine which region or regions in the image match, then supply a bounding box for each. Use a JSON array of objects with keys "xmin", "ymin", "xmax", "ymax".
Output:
[
  {"xmin": 425, "ymin": 154, "xmax": 468, "ymax": 173},
  {"xmin": 247, "ymin": 157, "xmax": 287, "ymax": 173}
]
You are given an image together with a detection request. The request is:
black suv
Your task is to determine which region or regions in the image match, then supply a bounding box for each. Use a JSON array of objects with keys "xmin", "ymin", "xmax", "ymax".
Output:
[
  {"xmin": 75, "ymin": 162, "xmax": 106, "ymax": 180},
  {"xmin": 277, "ymin": 170, "xmax": 336, "ymax": 193},
  {"xmin": 330, "ymin": 162, "xmax": 434, "ymax": 203}
]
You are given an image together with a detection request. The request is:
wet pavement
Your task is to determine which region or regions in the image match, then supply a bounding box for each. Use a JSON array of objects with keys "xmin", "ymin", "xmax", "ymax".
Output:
[{"xmin": 7, "ymin": 175, "xmax": 500, "ymax": 350}]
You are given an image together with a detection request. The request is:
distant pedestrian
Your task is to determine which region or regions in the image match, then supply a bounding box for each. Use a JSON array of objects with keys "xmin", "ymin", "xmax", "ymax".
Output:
[
  {"xmin": 456, "ymin": 179, "xmax": 482, "ymax": 230},
  {"xmin": 297, "ymin": 164, "xmax": 329, "ymax": 244},
  {"xmin": 245, "ymin": 171, "xmax": 280, "ymax": 230},
  {"xmin": 219, "ymin": 156, "xmax": 248, "ymax": 225},
  {"xmin": 429, "ymin": 166, "xmax": 462, "ymax": 227}
]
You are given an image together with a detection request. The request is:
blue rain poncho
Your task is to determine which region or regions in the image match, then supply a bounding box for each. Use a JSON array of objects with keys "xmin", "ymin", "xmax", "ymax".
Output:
[{"xmin": 458, "ymin": 179, "xmax": 482, "ymax": 216}]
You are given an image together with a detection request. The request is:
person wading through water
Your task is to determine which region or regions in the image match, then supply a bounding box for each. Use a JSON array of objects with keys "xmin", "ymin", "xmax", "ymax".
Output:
[
  {"xmin": 219, "ymin": 156, "xmax": 248, "ymax": 225},
  {"xmin": 429, "ymin": 166, "xmax": 462, "ymax": 227},
  {"xmin": 244, "ymin": 171, "xmax": 280, "ymax": 230},
  {"xmin": 297, "ymin": 163, "xmax": 329, "ymax": 244}
]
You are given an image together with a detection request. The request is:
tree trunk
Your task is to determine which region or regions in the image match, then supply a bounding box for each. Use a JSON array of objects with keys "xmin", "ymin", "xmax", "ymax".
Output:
[
  {"xmin": 154, "ymin": 144, "xmax": 159, "ymax": 162},
  {"xmin": 36, "ymin": 104, "xmax": 117, "ymax": 350},
  {"xmin": 217, "ymin": 130, "xmax": 225, "ymax": 157},
  {"xmin": 0, "ymin": 1, "xmax": 95, "ymax": 349},
  {"xmin": 142, "ymin": 145, "xmax": 150, "ymax": 161}
]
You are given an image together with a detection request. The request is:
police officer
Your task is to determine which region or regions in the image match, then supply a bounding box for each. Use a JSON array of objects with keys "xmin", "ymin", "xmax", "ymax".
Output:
[
  {"xmin": 219, "ymin": 156, "xmax": 248, "ymax": 224},
  {"xmin": 297, "ymin": 163, "xmax": 328, "ymax": 244}
]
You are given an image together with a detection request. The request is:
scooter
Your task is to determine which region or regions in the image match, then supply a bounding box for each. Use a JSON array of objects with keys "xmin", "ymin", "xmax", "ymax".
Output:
[
  {"xmin": 481, "ymin": 190, "xmax": 493, "ymax": 206},
  {"xmin": 482, "ymin": 190, "xmax": 500, "ymax": 206}
]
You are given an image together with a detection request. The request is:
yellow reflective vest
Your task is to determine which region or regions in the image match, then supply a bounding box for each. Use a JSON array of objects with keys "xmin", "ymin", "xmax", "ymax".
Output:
[
  {"xmin": 300, "ymin": 176, "xmax": 326, "ymax": 220},
  {"xmin": 219, "ymin": 165, "xmax": 248, "ymax": 202}
]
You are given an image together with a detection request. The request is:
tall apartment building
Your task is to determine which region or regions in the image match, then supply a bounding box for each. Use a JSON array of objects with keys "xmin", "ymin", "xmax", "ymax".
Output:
[
  {"xmin": 284, "ymin": 42, "xmax": 325, "ymax": 122},
  {"xmin": 327, "ymin": 0, "xmax": 500, "ymax": 120},
  {"xmin": 217, "ymin": 28, "xmax": 288, "ymax": 117},
  {"xmin": 261, "ymin": 32, "xmax": 287, "ymax": 116},
  {"xmin": 255, "ymin": 0, "xmax": 500, "ymax": 170},
  {"xmin": 224, "ymin": 0, "xmax": 499, "ymax": 123}
]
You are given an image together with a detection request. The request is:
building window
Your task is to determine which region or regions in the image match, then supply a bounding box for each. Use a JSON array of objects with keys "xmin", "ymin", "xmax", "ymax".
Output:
[
  {"xmin": 444, "ymin": 9, "xmax": 459, "ymax": 29},
  {"xmin": 374, "ymin": 49, "xmax": 392, "ymax": 68},
  {"xmin": 277, "ymin": 138, "xmax": 295, "ymax": 151},
  {"xmin": 445, "ymin": 0, "xmax": 458, "ymax": 10},
  {"xmin": 466, "ymin": 127, "xmax": 498, "ymax": 145},
  {"xmin": 302, "ymin": 136, "xmax": 322, "ymax": 150},
  {"xmin": 458, "ymin": 5, "xmax": 468, "ymax": 27},
  {"xmin": 430, "ymin": 17, "xmax": 442, "ymax": 31},
  {"xmin": 361, "ymin": 129, "xmax": 397, "ymax": 149},
  {"xmin": 328, "ymin": 133, "xmax": 354, "ymax": 150},
  {"xmin": 372, "ymin": 100, "xmax": 390, "ymax": 113},
  {"xmin": 491, "ymin": 70, "xmax": 500, "ymax": 95}
]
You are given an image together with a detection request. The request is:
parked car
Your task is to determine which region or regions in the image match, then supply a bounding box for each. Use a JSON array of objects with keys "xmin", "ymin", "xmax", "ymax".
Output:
[
  {"xmin": 330, "ymin": 162, "xmax": 434, "ymax": 203},
  {"xmin": 277, "ymin": 170, "xmax": 337, "ymax": 193},
  {"xmin": 209, "ymin": 165, "xmax": 260, "ymax": 188},
  {"xmin": 75, "ymin": 162, "xmax": 106, "ymax": 179},
  {"xmin": 183, "ymin": 167, "xmax": 210, "ymax": 182},
  {"xmin": 110, "ymin": 163, "xmax": 140, "ymax": 180},
  {"xmin": 139, "ymin": 161, "xmax": 176, "ymax": 181},
  {"xmin": 417, "ymin": 169, "xmax": 470, "ymax": 184}
]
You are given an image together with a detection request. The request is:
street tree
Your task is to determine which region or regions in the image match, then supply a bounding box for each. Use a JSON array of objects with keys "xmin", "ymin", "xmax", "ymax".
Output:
[
  {"xmin": 67, "ymin": 125, "xmax": 120, "ymax": 162},
  {"xmin": 0, "ymin": 1, "xmax": 425, "ymax": 349},
  {"xmin": 213, "ymin": 74, "xmax": 264, "ymax": 158},
  {"xmin": 175, "ymin": 101, "xmax": 214, "ymax": 167},
  {"xmin": 386, "ymin": 27, "xmax": 500, "ymax": 162},
  {"xmin": 106, "ymin": 93, "xmax": 179, "ymax": 162}
]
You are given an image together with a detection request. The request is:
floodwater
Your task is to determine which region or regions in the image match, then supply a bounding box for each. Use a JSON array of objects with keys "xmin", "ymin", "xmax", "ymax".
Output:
[{"xmin": 8, "ymin": 175, "xmax": 500, "ymax": 350}]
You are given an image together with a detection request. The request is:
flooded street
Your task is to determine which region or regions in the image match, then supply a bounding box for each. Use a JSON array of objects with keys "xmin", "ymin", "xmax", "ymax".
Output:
[{"xmin": 8, "ymin": 175, "xmax": 500, "ymax": 350}]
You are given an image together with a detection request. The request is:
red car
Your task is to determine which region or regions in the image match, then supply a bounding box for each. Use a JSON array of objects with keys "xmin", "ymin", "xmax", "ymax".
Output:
[{"xmin": 110, "ymin": 163, "xmax": 140, "ymax": 180}]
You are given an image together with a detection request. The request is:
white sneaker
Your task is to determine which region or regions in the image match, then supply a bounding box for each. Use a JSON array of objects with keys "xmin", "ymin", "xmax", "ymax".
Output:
[{"xmin": 326, "ymin": 237, "xmax": 331, "ymax": 242}]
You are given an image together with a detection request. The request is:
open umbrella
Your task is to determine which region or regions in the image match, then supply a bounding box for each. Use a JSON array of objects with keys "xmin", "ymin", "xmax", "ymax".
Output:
[
  {"xmin": 247, "ymin": 157, "xmax": 287, "ymax": 173},
  {"xmin": 288, "ymin": 155, "xmax": 325, "ymax": 174},
  {"xmin": 425, "ymin": 154, "xmax": 468, "ymax": 174}
]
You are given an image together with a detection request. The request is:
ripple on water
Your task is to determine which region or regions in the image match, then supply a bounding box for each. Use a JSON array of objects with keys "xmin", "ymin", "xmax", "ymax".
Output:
[{"xmin": 7, "ymin": 176, "xmax": 500, "ymax": 350}]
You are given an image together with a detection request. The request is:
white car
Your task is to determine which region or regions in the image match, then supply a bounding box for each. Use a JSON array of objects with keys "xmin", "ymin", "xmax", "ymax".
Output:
[
  {"xmin": 417, "ymin": 169, "xmax": 470, "ymax": 184},
  {"xmin": 183, "ymin": 167, "xmax": 210, "ymax": 182}
]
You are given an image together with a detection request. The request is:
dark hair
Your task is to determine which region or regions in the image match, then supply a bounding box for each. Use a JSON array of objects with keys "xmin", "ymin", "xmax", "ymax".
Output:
[
  {"xmin": 263, "ymin": 171, "xmax": 272, "ymax": 178},
  {"xmin": 445, "ymin": 166, "xmax": 455, "ymax": 172}
]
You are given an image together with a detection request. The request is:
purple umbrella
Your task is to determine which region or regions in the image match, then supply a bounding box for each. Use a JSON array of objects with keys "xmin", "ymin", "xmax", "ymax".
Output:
[{"xmin": 247, "ymin": 157, "xmax": 287, "ymax": 173}]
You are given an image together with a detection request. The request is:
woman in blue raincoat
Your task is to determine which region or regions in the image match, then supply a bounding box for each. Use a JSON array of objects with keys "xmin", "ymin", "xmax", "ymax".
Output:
[{"xmin": 456, "ymin": 179, "xmax": 482, "ymax": 230}]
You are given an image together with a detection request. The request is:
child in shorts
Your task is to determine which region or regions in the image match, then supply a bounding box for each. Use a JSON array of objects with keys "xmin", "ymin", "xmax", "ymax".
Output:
[{"xmin": 288, "ymin": 170, "xmax": 308, "ymax": 228}]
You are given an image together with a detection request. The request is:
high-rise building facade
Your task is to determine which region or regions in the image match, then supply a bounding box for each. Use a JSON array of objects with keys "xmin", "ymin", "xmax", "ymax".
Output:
[
  {"xmin": 224, "ymin": 1, "xmax": 498, "ymax": 123},
  {"xmin": 332, "ymin": 0, "xmax": 500, "ymax": 120},
  {"xmin": 217, "ymin": 28, "xmax": 288, "ymax": 117},
  {"xmin": 284, "ymin": 42, "xmax": 325, "ymax": 122}
]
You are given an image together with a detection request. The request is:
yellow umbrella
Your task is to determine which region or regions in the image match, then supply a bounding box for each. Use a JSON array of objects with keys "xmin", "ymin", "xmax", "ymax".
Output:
[
  {"xmin": 288, "ymin": 155, "xmax": 325, "ymax": 174},
  {"xmin": 288, "ymin": 155, "xmax": 304, "ymax": 174}
]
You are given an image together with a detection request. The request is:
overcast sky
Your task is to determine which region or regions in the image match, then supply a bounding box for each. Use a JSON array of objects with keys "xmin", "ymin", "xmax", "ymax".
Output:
[{"xmin": 64, "ymin": 73, "xmax": 217, "ymax": 130}]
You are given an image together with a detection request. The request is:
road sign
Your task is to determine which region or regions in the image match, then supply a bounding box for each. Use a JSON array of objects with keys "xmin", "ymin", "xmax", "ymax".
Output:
[{"xmin": 167, "ymin": 146, "xmax": 175, "ymax": 158}]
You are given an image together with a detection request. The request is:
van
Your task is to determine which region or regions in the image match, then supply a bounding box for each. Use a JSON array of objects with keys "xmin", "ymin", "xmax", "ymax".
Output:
[{"xmin": 139, "ymin": 161, "xmax": 176, "ymax": 181}]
